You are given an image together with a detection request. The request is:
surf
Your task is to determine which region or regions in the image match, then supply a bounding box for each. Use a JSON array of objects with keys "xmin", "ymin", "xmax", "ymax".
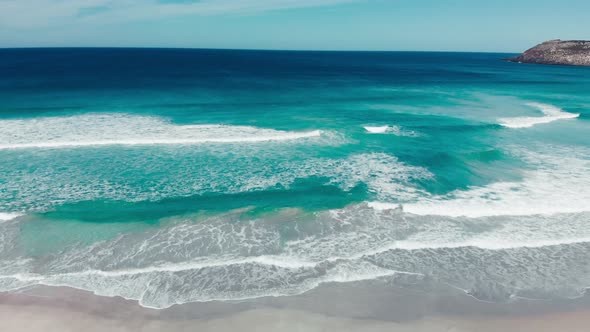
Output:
[
  {"xmin": 0, "ymin": 114, "xmax": 323, "ymax": 150},
  {"xmin": 3, "ymin": 202, "xmax": 590, "ymax": 308},
  {"xmin": 498, "ymin": 102, "xmax": 579, "ymax": 128},
  {"xmin": 0, "ymin": 213, "xmax": 21, "ymax": 222},
  {"xmin": 363, "ymin": 125, "xmax": 418, "ymax": 136},
  {"xmin": 370, "ymin": 146, "xmax": 590, "ymax": 217}
]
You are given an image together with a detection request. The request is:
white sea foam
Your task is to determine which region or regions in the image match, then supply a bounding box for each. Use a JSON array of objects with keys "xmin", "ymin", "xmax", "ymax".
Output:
[
  {"xmin": 59, "ymin": 256, "xmax": 319, "ymax": 277},
  {"xmin": 1, "ymin": 202, "xmax": 590, "ymax": 308},
  {"xmin": 0, "ymin": 260, "xmax": 402, "ymax": 309},
  {"xmin": 498, "ymin": 102, "xmax": 579, "ymax": 128},
  {"xmin": 393, "ymin": 237, "xmax": 590, "ymax": 251},
  {"xmin": 364, "ymin": 125, "xmax": 390, "ymax": 133},
  {"xmin": 0, "ymin": 213, "xmax": 21, "ymax": 222},
  {"xmin": 0, "ymin": 151, "xmax": 429, "ymax": 213},
  {"xmin": 363, "ymin": 125, "xmax": 418, "ymax": 136},
  {"xmin": 2, "ymin": 138, "xmax": 590, "ymax": 307},
  {"xmin": 0, "ymin": 114, "xmax": 323, "ymax": 150},
  {"xmin": 370, "ymin": 146, "xmax": 590, "ymax": 217}
]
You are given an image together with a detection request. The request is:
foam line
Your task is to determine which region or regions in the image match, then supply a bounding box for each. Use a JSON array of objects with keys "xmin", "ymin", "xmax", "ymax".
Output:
[
  {"xmin": 0, "ymin": 213, "xmax": 21, "ymax": 222},
  {"xmin": 0, "ymin": 131, "xmax": 322, "ymax": 150},
  {"xmin": 370, "ymin": 147, "xmax": 590, "ymax": 217},
  {"xmin": 60, "ymin": 256, "xmax": 318, "ymax": 278},
  {"xmin": 363, "ymin": 125, "xmax": 418, "ymax": 136},
  {"xmin": 499, "ymin": 102, "xmax": 579, "ymax": 128},
  {"xmin": 364, "ymin": 126, "xmax": 390, "ymax": 133},
  {"xmin": 360, "ymin": 228, "xmax": 590, "ymax": 252},
  {"xmin": 0, "ymin": 114, "xmax": 323, "ymax": 150}
]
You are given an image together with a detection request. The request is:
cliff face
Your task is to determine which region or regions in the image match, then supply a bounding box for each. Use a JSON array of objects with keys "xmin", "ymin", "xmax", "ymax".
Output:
[{"xmin": 508, "ymin": 40, "xmax": 590, "ymax": 66}]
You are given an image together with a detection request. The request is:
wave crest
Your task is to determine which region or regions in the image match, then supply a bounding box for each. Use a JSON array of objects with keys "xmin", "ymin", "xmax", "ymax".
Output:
[
  {"xmin": 498, "ymin": 102, "xmax": 579, "ymax": 128},
  {"xmin": 0, "ymin": 114, "xmax": 323, "ymax": 150},
  {"xmin": 0, "ymin": 213, "xmax": 21, "ymax": 222},
  {"xmin": 371, "ymin": 146, "xmax": 590, "ymax": 217},
  {"xmin": 363, "ymin": 125, "xmax": 418, "ymax": 136}
]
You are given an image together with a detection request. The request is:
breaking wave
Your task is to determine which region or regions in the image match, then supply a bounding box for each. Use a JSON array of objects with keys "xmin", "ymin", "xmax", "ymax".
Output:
[
  {"xmin": 0, "ymin": 114, "xmax": 324, "ymax": 150},
  {"xmin": 370, "ymin": 146, "xmax": 590, "ymax": 217},
  {"xmin": 363, "ymin": 125, "xmax": 418, "ymax": 136},
  {"xmin": 0, "ymin": 151, "xmax": 430, "ymax": 213},
  {"xmin": 498, "ymin": 102, "xmax": 579, "ymax": 128},
  {"xmin": 0, "ymin": 213, "xmax": 21, "ymax": 222},
  {"xmin": 1, "ymin": 146, "xmax": 589, "ymax": 307}
]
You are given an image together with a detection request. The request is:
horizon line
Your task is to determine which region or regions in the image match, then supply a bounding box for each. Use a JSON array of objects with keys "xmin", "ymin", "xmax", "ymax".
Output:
[{"xmin": 0, "ymin": 46, "xmax": 520, "ymax": 54}]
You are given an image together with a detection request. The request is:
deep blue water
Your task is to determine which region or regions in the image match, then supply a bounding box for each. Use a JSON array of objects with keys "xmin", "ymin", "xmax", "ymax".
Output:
[{"xmin": 0, "ymin": 48, "xmax": 589, "ymax": 308}]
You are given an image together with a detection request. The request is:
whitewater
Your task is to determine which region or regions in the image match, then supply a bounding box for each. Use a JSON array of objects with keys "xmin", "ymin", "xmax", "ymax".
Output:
[
  {"xmin": 0, "ymin": 114, "xmax": 324, "ymax": 150},
  {"xmin": 498, "ymin": 102, "xmax": 580, "ymax": 128}
]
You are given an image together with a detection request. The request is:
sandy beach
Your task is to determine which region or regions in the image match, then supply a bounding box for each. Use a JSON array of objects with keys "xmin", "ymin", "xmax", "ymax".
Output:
[{"xmin": 2, "ymin": 284, "xmax": 590, "ymax": 332}]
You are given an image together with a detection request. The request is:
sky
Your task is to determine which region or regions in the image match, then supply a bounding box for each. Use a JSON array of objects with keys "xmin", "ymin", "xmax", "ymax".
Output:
[{"xmin": 0, "ymin": 0, "xmax": 589, "ymax": 52}]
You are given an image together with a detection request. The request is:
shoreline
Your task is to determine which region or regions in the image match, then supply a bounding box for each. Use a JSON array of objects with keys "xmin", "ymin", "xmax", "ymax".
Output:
[{"xmin": 3, "ymin": 283, "xmax": 590, "ymax": 331}]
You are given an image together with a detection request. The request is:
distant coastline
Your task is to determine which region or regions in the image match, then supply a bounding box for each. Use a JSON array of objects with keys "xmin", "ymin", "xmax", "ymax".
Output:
[{"xmin": 508, "ymin": 39, "xmax": 590, "ymax": 66}]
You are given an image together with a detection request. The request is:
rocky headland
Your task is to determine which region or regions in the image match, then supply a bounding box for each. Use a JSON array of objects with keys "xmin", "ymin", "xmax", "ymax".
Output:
[{"xmin": 508, "ymin": 39, "xmax": 590, "ymax": 66}]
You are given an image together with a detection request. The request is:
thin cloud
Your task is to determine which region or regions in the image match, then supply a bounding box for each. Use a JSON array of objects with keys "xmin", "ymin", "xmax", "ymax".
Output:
[{"xmin": 0, "ymin": 0, "xmax": 362, "ymax": 29}]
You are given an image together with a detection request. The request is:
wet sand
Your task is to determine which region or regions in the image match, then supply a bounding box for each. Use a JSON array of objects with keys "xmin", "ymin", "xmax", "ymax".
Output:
[{"xmin": 2, "ymin": 283, "xmax": 590, "ymax": 331}]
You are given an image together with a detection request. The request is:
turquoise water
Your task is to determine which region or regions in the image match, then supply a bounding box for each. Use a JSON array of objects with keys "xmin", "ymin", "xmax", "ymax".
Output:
[{"xmin": 0, "ymin": 49, "xmax": 589, "ymax": 308}]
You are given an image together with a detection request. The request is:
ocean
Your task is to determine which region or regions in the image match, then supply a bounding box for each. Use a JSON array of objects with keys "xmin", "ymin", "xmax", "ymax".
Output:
[{"xmin": 0, "ymin": 48, "xmax": 589, "ymax": 309}]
